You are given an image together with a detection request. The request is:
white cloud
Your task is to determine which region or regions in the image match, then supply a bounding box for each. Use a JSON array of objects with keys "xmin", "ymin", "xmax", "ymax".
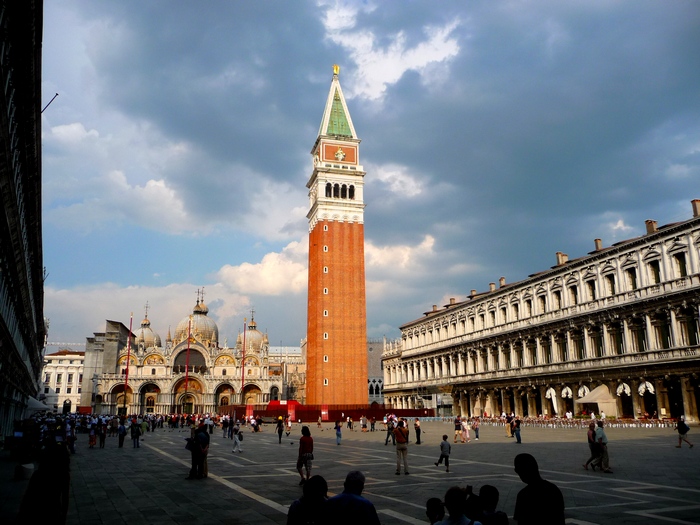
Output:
[
  {"xmin": 216, "ymin": 240, "xmax": 308, "ymax": 295},
  {"xmin": 370, "ymin": 162, "xmax": 424, "ymax": 197},
  {"xmin": 48, "ymin": 122, "xmax": 100, "ymax": 143},
  {"xmin": 46, "ymin": 170, "xmax": 197, "ymax": 235},
  {"xmin": 665, "ymin": 163, "xmax": 696, "ymax": 179},
  {"xmin": 319, "ymin": 5, "xmax": 461, "ymax": 100}
]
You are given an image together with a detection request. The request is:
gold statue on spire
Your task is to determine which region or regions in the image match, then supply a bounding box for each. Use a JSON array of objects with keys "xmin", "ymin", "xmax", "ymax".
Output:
[{"xmin": 333, "ymin": 64, "xmax": 340, "ymax": 76}]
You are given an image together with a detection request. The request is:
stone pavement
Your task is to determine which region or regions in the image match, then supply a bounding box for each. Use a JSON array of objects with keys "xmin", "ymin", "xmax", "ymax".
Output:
[{"xmin": 2, "ymin": 420, "xmax": 700, "ymax": 524}]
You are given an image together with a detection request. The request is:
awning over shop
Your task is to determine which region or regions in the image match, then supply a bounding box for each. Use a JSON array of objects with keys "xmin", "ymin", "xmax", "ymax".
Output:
[
  {"xmin": 574, "ymin": 384, "xmax": 618, "ymax": 417},
  {"xmin": 25, "ymin": 396, "xmax": 50, "ymax": 412}
]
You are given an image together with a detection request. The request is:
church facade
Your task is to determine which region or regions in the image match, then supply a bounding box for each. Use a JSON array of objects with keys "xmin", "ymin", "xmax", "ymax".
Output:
[
  {"xmin": 383, "ymin": 200, "xmax": 700, "ymax": 422},
  {"xmin": 80, "ymin": 299, "xmax": 297, "ymax": 415}
]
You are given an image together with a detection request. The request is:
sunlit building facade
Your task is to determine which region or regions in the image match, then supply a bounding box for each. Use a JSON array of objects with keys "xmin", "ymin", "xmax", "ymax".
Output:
[
  {"xmin": 384, "ymin": 200, "xmax": 700, "ymax": 422},
  {"xmin": 81, "ymin": 300, "xmax": 304, "ymax": 415}
]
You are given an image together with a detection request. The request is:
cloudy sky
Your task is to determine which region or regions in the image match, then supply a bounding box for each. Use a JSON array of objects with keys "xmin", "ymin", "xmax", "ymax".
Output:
[{"xmin": 42, "ymin": 1, "xmax": 700, "ymax": 351}]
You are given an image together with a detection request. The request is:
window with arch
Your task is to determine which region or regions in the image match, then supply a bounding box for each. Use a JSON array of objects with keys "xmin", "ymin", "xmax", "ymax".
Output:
[
  {"xmin": 537, "ymin": 296, "xmax": 546, "ymax": 314},
  {"xmin": 323, "ymin": 245, "xmax": 328, "ymax": 252},
  {"xmin": 341, "ymin": 184, "xmax": 347, "ymax": 198},
  {"xmin": 323, "ymin": 355, "xmax": 329, "ymax": 362},
  {"xmin": 323, "ymin": 332, "xmax": 329, "ymax": 339},
  {"xmin": 349, "ymin": 185, "xmax": 355, "ymax": 199},
  {"xmin": 323, "ymin": 310, "xmax": 328, "ymax": 316},
  {"xmin": 323, "ymin": 288, "xmax": 328, "ymax": 294},
  {"xmin": 323, "ymin": 266, "xmax": 328, "ymax": 273},
  {"xmin": 324, "ymin": 378, "xmax": 329, "ymax": 386},
  {"xmin": 625, "ymin": 267, "xmax": 638, "ymax": 290},
  {"xmin": 151, "ymin": 368, "xmax": 156, "ymax": 375},
  {"xmin": 333, "ymin": 184, "xmax": 340, "ymax": 198},
  {"xmin": 325, "ymin": 183, "xmax": 332, "ymax": 197},
  {"xmin": 222, "ymin": 369, "xmax": 227, "ymax": 376},
  {"xmin": 323, "ymin": 224, "xmax": 328, "ymax": 231}
]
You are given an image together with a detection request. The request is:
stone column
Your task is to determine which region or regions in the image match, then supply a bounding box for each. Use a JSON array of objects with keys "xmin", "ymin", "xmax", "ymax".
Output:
[
  {"xmin": 514, "ymin": 390, "xmax": 524, "ymax": 417},
  {"xmin": 681, "ymin": 376, "xmax": 699, "ymax": 422},
  {"xmin": 601, "ymin": 323, "xmax": 610, "ymax": 356},
  {"xmin": 622, "ymin": 318, "xmax": 630, "ymax": 353},
  {"xmin": 457, "ymin": 352, "xmax": 464, "ymax": 375},
  {"xmin": 631, "ymin": 380, "xmax": 644, "ymax": 418},
  {"xmin": 535, "ymin": 337, "xmax": 543, "ymax": 366},
  {"xmin": 582, "ymin": 325, "xmax": 590, "ymax": 359},
  {"xmin": 669, "ymin": 308, "xmax": 679, "ymax": 348},
  {"xmin": 655, "ymin": 378, "xmax": 669, "ymax": 418},
  {"xmin": 645, "ymin": 313, "xmax": 654, "ymax": 351},
  {"xmin": 528, "ymin": 389, "xmax": 538, "ymax": 417}
]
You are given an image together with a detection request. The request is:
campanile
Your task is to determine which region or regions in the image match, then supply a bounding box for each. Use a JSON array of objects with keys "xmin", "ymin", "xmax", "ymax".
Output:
[{"xmin": 305, "ymin": 65, "xmax": 368, "ymax": 406}]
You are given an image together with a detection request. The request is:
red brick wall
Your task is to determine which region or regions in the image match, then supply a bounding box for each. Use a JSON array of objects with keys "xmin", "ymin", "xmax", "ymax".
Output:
[{"xmin": 306, "ymin": 220, "xmax": 368, "ymax": 405}]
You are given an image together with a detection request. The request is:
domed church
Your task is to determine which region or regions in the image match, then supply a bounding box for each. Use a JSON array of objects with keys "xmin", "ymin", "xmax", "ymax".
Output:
[{"xmin": 80, "ymin": 295, "xmax": 300, "ymax": 415}]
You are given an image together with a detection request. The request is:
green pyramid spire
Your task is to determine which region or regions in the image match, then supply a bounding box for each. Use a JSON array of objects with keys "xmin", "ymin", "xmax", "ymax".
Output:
[{"xmin": 325, "ymin": 88, "xmax": 352, "ymax": 137}]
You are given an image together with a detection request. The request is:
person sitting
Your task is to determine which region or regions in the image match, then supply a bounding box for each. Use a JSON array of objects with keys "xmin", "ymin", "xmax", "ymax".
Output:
[
  {"xmin": 513, "ymin": 453, "xmax": 564, "ymax": 525},
  {"xmin": 426, "ymin": 497, "xmax": 445, "ymax": 524},
  {"xmin": 324, "ymin": 470, "xmax": 380, "ymax": 525},
  {"xmin": 477, "ymin": 485, "xmax": 509, "ymax": 525},
  {"xmin": 287, "ymin": 475, "xmax": 328, "ymax": 525},
  {"xmin": 435, "ymin": 486, "xmax": 482, "ymax": 525}
]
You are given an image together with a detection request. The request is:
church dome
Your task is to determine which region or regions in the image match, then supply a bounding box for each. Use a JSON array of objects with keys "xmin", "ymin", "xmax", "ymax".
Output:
[
  {"xmin": 134, "ymin": 315, "xmax": 162, "ymax": 348},
  {"xmin": 175, "ymin": 301, "xmax": 219, "ymax": 346},
  {"xmin": 238, "ymin": 317, "xmax": 267, "ymax": 352}
]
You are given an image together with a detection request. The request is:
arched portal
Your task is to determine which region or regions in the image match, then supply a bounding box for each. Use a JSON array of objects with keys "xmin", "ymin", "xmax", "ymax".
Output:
[
  {"xmin": 270, "ymin": 386, "xmax": 280, "ymax": 401},
  {"xmin": 111, "ymin": 384, "xmax": 134, "ymax": 416},
  {"xmin": 139, "ymin": 383, "xmax": 161, "ymax": 414},
  {"xmin": 62, "ymin": 399, "xmax": 72, "ymax": 415},
  {"xmin": 173, "ymin": 378, "xmax": 204, "ymax": 414},
  {"xmin": 216, "ymin": 384, "xmax": 236, "ymax": 408},
  {"xmin": 242, "ymin": 384, "xmax": 262, "ymax": 405}
]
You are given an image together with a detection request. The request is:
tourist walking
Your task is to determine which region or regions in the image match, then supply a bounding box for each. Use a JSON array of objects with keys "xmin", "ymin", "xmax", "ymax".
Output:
[
  {"xmin": 186, "ymin": 422, "xmax": 210, "ymax": 480},
  {"xmin": 513, "ymin": 453, "xmax": 565, "ymax": 524},
  {"xmin": 675, "ymin": 416, "xmax": 694, "ymax": 448},
  {"xmin": 514, "ymin": 416, "xmax": 522, "ymax": 444},
  {"xmin": 296, "ymin": 426, "xmax": 314, "ymax": 485},
  {"xmin": 582, "ymin": 422, "xmax": 599, "ymax": 470},
  {"xmin": 394, "ymin": 420, "xmax": 410, "ymax": 475},
  {"xmin": 130, "ymin": 419, "xmax": 141, "ymax": 448},
  {"xmin": 453, "ymin": 416, "xmax": 462, "ymax": 443},
  {"xmin": 591, "ymin": 420, "xmax": 613, "ymax": 473},
  {"xmin": 472, "ymin": 417, "xmax": 480, "ymax": 440},
  {"xmin": 117, "ymin": 419, "xmax": 126, "ymax": 448},
  {"xmin": 414, "ymin": 418, "xmax": 422, "ymax": 444},
  {"xmin": 231, "ymin": 420, "xmax": 243, "ymax": 453},
  {"xmin": 334, "ymin": 420, "xmax": 342, "ymax": 445},
  {"xmin": 385, "ymin": 417, "xmax": 396, "ymax": 445},
  {"xmin": 88, "ymin": 423, "xmax": 97, "ymax": 449},
  {"xmin": 276, "ymin": 416, "xmax": 284, "ymax": 444},
  {"xmin": 434, "ymin": 434, "xmax": 451, "ymax": 472},
  {"xmin": 461, "ymin": 417, "xmax": 471, "ymax": 443}
]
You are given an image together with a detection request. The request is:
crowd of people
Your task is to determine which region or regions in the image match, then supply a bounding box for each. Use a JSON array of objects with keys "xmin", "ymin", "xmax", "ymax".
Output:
[{"xmin": 10, "ymin": 409, "xmax": 694, "ymax": 524}]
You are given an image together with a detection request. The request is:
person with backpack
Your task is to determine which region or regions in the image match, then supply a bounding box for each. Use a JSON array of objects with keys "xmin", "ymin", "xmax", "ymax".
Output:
[{"xmin": 675, "ymin": 416, "xmax": 694, "ymax": 448}]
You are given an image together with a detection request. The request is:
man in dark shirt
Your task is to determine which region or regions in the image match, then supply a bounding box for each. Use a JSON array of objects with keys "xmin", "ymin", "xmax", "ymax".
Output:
[
  {"xmin": 324, "ymin": 470, "xmax": 380, "ymax": 525},
  {"xmin": 513, "ymin": 453, "xmax": 565, "ymax": 525}
]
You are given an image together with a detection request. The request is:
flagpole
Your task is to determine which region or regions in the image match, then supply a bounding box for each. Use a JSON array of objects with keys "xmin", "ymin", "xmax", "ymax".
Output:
[
  {"xmin": 184, "ymin": 315, "xmax": 192, "ymax": 413},
  {"xmin": 123, "ymin": 312, "xmax": 133, "ymax": 415},
  {"xmin": 241, "ymin": 318, "xmax": 246, "ymax": 405}
]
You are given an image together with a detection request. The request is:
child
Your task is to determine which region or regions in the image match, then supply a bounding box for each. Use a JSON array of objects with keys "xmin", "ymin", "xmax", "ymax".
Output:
[
  {"xmin": 435, "ymin": 434, "xmax": 451, "ymax": 472},
  {"xmin": 334, "ymin": 420, "xmax": 342, "ymax": 445}
]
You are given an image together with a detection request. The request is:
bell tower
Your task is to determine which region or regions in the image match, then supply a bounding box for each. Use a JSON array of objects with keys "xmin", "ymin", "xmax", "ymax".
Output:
[{"xmin": 305, "ymin": 65, "xmax": 367, "ymax": 406}]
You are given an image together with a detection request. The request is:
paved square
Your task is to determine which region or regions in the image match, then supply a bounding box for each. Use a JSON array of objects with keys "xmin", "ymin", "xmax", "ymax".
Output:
[{"xmin": 56, "ymin": 421, "xmax": 700, "ymax": 524}]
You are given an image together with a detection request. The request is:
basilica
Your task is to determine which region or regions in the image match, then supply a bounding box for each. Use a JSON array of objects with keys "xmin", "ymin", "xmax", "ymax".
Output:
[{"xmin": 80, "ymin": 296, "xmax": 304, "ymax": 415}]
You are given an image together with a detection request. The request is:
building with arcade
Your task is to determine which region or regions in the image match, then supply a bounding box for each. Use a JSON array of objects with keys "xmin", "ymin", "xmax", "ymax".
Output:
[{"xmin": 383, "ymin": 200, "xmax": 700, "ymax": 422}]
